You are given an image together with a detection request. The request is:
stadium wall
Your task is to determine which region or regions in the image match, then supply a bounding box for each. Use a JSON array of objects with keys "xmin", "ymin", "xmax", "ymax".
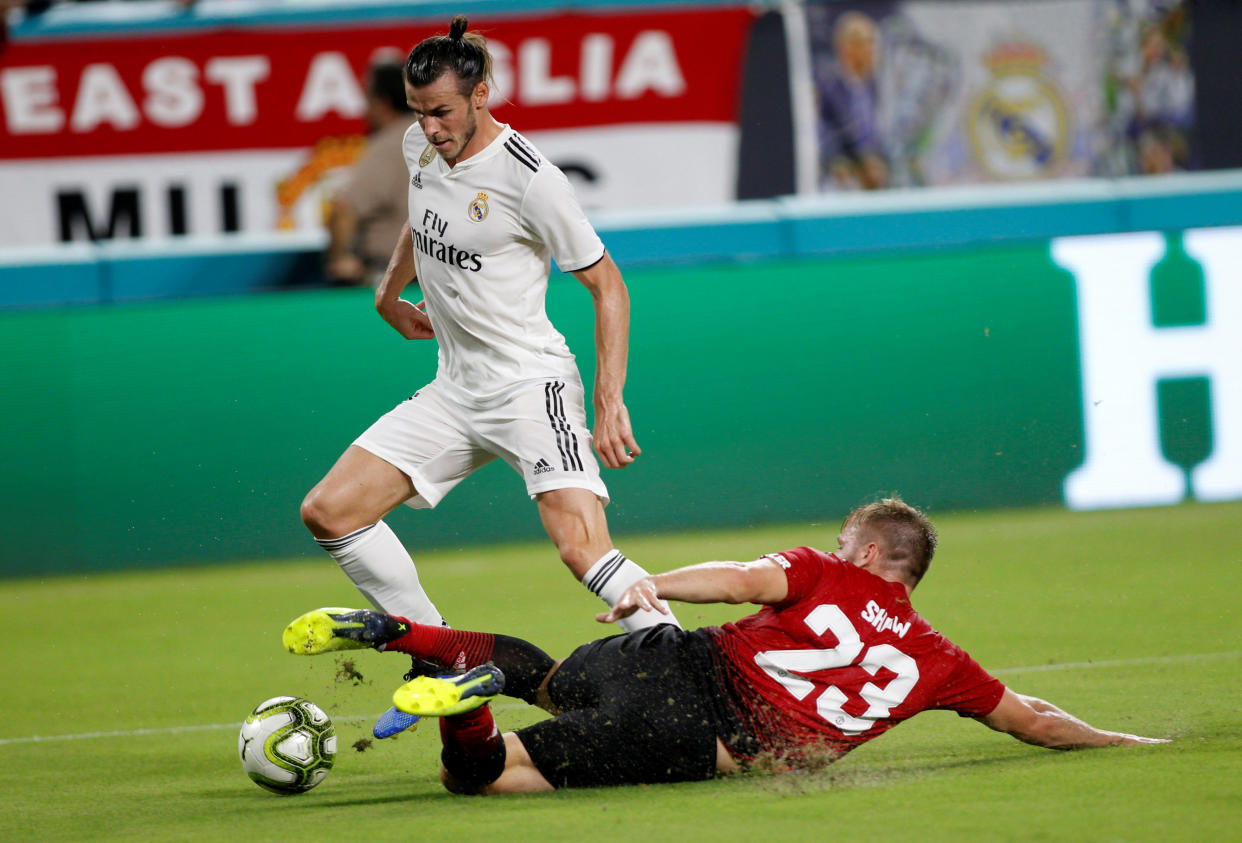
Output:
[
  {"xmin": 2, "ymin": 178, "xmax": 1239, "ymax": 575},
  {"xmin": 4, "ymin": 172, "xmax": 1242, "ymax": 308}
]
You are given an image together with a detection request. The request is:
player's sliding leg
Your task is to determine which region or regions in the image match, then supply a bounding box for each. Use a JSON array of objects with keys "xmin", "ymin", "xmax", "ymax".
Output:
[
  {"xmin": 283, "ymin": 608, "xmax": 557, "ymax": 706},
  {"xmin": 389, "ymin": 623, "xmax": 557, "ymax": 706},
  {"xmin": 380, "ymin": 625, "xmax": 555, "ymax": 737},
  {"xmin": 433, "ymin": 704, "xmax": 515, "ymax": 794},
  {"xmin": 393, "ymin": 670, "xmax": 545, "ymax": 794},
  {"xmin": 392, "ymin": 664, "xmax": 504, "ymax": 717}
]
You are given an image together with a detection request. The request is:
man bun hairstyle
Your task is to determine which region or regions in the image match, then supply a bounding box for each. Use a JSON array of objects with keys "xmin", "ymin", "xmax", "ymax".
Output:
[
  {"xmin": 405, "ymin": 14, "xmax": 494, "ymax": 96},
  {"xmin": 843, "ymin": 497, "xmax": 938, "ymax": 586}
]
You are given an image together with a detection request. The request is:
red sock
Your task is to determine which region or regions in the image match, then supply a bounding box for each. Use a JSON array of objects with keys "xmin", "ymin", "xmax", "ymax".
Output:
[
  {"xmin": 439, "ymin": 704, "xmax": 507, "ymax": 788},
  {"xmin": 385, "ymin": 618, "xmax": 495, "ymax": 671},
  {"xmin": 440, "ymin": 704, "xmax": 502, "ymax": 758}
]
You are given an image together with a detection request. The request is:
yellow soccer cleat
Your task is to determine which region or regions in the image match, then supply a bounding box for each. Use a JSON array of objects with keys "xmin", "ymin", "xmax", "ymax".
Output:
[
  {"xmin": 283, "ymin": 607, "xmax": 409, "ymax": 655},
  {"xmin": 392, "ymin": 664, "xmax": 505, "ymax": 717}
]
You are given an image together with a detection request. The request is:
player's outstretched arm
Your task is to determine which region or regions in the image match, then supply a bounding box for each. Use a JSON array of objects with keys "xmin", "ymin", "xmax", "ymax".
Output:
[
  {"xmin": 978, "ymin": 689, "xmax": 1170, "ymax": 749},
  {"xmin": 596, "ymin": 558, "xmax": 789, "ymax": 623},
  {"xmin": 375, "ymin": 224, "xmax": 434, "ymax": 339},
  {"xmin": 572, "ymin": 252, "xmax": 640, "ymax": 469}
]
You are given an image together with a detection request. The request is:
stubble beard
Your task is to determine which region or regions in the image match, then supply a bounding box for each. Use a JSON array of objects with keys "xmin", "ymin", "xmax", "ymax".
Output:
[{"xmin": 447, "ymin": 107, "xmax": 479, "ymax": 164}]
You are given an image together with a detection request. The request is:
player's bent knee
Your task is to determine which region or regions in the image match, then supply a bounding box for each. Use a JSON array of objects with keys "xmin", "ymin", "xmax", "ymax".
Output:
[
  {"xmin": 299, "ymin": 489, "xmax": 336, "ymax": 535},
  {"xmin": 300, "ymin": 484, "xmax": 362, "ymax": 538},
  {"xmin": 298, "ymin": 493, "xmax": 320, "ymax": 531}
]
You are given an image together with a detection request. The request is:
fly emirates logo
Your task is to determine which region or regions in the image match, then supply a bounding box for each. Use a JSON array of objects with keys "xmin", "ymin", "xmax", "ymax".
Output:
[
  {"xmin": 414, "ymin": 209, "xmax": 483, "ymax": 272},
  {"xmin": 860, "ymin": 601, "xmax": 911, "ymax": 638}
]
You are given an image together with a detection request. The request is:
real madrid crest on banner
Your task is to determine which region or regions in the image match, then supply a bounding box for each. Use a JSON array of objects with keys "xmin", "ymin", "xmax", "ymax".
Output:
[
  {"xmin": 468, "ymin": 192, "xmax": 490, "ymax": 222},
  {"xmin": 419, "ymin": 143, "xmax": 436, "ymax": 168},
  {"xmin": 968, "ymin": 42, "xmax": 1070, "ymax": 180}
]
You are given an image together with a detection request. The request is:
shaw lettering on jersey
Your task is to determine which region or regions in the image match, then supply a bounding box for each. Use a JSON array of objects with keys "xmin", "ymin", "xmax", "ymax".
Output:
[{"xmin": 860, "ymin": 600, "xmax": 911, "ymax": 638}]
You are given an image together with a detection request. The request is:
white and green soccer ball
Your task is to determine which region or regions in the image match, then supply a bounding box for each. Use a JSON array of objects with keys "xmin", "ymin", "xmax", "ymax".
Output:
[{"xmin": 238, "ymin": 696, "xmax": 337, "ymax": 794}]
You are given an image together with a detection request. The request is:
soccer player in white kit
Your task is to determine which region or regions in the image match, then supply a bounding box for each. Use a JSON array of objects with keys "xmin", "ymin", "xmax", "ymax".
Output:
[{"xmin": 299, "ymin": 16, "xmax": 679, "ymax": 735}]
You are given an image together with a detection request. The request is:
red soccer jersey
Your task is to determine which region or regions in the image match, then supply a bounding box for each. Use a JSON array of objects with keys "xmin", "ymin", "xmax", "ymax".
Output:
[{"xmin": 707, "ymin": 547, "xmax": 1004, "ymax": 759}]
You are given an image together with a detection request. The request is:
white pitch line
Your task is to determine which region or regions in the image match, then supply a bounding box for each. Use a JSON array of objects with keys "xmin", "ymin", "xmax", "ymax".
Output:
[
  {"xmin": 2, "ymin": 651, "xmax": 1237, "ymax": 748},
  {"xmin": 0, "ymin": 703, "xmax": 528, "ymax": 747},
  {"xmin": 989, "ymin": 650, "xmax": 1242, "ymax": 676}
]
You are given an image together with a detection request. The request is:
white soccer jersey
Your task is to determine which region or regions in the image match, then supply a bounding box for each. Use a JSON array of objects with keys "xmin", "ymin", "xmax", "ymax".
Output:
[{"xmin": 402, "ymin": 123, "xmax": 606, "ymax": 406}]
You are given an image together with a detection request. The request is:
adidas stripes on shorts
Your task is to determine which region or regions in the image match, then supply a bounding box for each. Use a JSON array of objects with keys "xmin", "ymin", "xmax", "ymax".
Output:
[{"xmin": 352, "ymin": 378, "xmax": 608, "ymax": 509}]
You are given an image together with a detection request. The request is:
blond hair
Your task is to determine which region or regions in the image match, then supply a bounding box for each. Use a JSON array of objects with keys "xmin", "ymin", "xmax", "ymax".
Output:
[{"xmin": 843, "ymin": 497, "xmax": 937, "ymax": 585}]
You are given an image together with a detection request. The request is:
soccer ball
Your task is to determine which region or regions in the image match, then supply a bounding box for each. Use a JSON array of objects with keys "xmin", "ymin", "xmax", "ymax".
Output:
[{"xmin": 238, "ymin": 696, "xmax": 337, "ymax": 794}]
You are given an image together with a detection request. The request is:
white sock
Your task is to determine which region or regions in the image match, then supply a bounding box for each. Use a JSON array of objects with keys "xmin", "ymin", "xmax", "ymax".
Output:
[
  {"xmin": 582, "ymin": 549, "xmax": 681, "ymax": 632},
  {"xmin": 315, "ymin": 521, "xmax": 444, "ymax": 626}
]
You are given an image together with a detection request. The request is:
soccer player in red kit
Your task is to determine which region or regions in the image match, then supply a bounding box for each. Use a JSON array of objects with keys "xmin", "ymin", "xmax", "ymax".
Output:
[{"xmin": 284, "ymin": 498, "xmax": 1167, "ymax": 793}]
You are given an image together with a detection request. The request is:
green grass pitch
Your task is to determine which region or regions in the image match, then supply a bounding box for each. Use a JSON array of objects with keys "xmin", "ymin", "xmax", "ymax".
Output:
[{"xmin": 2, "ymin": 502, "xmax": 1239, "ymax": 841}]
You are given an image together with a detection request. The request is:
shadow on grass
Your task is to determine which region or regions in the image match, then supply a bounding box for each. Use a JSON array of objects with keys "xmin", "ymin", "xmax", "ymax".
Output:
[
  {"xmin": 203, "ymin": 787, "xmax": 448, "ymax": 808},
  {"xmin": 298, "ymin": 791, "xmax": 452, "ymax": 808},
  {"xmin": 212, "ymin": 723, "xmax": 1181, "ymax": 807},
  {"xmin": 211, "ymin": 748, "xmax": 1049, "ymax": 806}
]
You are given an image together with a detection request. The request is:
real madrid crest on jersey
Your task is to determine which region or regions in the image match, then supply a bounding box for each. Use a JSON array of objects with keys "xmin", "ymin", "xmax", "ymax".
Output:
[
  {"xmin": 468, "ymin": 192, "xmax": 490, "ymax": 223},
  {"xmin": 419, "ymin": 143, "xmax": 436, "ymax": 168}
]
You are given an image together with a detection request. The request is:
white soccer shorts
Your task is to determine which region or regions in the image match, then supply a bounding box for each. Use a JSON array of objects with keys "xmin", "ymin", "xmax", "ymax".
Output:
[{"xmin": 352, "ymin": 378, "xmax": 609, "ymax": 509}]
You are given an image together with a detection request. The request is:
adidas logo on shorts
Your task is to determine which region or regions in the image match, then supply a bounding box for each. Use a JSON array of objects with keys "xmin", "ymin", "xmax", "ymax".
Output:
[{"xmin": 533, "ymin": 458, "xmax": 555, "ymax": 475}]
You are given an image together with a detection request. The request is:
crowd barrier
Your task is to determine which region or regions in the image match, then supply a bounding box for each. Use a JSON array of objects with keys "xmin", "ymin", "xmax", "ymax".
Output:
[{"xmin": 3, "ymin": 172, "xmax": 1241, "ymax": 309}]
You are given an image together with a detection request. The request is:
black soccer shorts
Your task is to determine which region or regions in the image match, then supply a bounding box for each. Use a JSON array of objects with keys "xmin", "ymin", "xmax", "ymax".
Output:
[{"xmin": 514, "ymin": 625, "xmax": 749, "ymax": 788}]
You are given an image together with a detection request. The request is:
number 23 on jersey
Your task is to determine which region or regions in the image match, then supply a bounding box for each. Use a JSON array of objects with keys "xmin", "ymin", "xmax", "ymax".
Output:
[{"xmin": 754, "ymin": 603, "xmax": 920, "ymax": 735}]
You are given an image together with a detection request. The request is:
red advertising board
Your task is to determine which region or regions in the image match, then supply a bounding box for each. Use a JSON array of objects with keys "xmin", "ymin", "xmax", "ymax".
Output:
[
  {"xmin": 0, "ymin": 7, "xmax": 756, "ymax": 246},
  {"xmin": 0, "ymin": 8, "xmax": 755, "ymax": 159}
]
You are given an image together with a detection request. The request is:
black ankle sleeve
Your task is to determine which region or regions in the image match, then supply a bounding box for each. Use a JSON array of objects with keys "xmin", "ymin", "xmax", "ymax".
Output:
[{"xmin": 488, "ymin": 635, "xmax": 555, "ymax": 704}]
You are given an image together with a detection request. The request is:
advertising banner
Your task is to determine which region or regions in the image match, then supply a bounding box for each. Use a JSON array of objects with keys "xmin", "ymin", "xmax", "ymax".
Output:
[
  {"xmin": 793, "ymin": 0, "xmax": 1194, "ymax": 192},
  {"xmin": 0, "ymin": 6, "xmax": 756, "ymax": 246}
]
